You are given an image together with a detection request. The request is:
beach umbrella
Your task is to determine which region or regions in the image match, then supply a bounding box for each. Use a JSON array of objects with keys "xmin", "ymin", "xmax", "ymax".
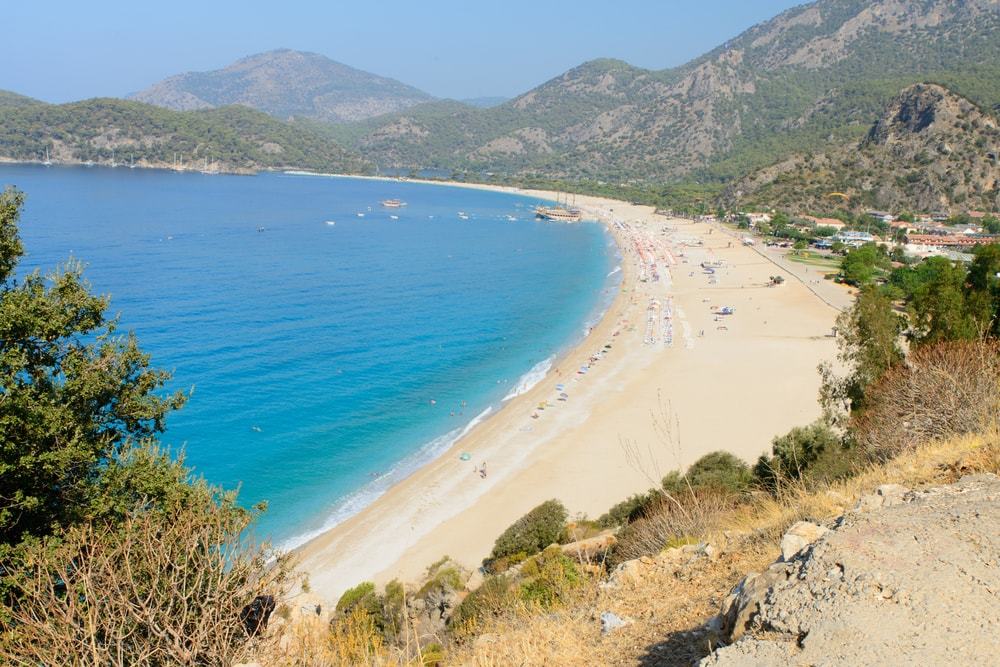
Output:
[{"xmin": 459, "ymin": 452, "xmax": 471, "ymax": 461}]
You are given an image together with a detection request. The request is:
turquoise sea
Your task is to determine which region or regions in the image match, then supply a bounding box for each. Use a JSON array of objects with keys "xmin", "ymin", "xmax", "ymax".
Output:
[{"xmin": 2, "ymin": 165, "xmax": 619, "ymax": 547}]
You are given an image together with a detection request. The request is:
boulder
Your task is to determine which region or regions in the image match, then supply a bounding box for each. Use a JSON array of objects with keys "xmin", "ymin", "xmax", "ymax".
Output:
[
  {"xmin": 560, "ymin": 531, "xmax": 617, "ymax": 564},
  {"xmin": 717, "ymin": 562, "xmax": 795, "ymax": 642},
  {"xmin": 779, "ymin": 521, "xmax": 829, "ymax": 561},
  {"xmin": 600, "ymin": 611, "xmax": 632, "ymax": 635}
]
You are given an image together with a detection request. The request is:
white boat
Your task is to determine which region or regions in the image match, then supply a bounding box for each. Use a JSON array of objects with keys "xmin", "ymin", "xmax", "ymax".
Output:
[
  {"xmin": 356, "ymin": 213, "xmax": 365, "ymax": 218},
  {"xmin": 389, "ymin": 215, "xmax": 399, "ymax": 220},
  {"xmin": 381, "ymin": 199, "xmax": 406, "ymax": 208},
  {"xmin": 325, "ymin": 220, "xmax": 336, "ymax": 226},
  {"xmin": 42, "ymin": 148, "xmax": 52, "ymax": 166},
  {"xmin": 129, "ymin": 153, "xmax": 137, "ymax": 169}
]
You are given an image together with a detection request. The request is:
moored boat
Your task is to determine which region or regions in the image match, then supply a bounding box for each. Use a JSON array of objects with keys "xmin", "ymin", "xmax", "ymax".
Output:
[{"xmin": 535, "ymin": 205, "xmax": 582, "ymax": 222}]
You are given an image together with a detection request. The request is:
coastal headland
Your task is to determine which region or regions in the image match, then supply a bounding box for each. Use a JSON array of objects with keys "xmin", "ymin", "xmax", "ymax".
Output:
[{"xmin": 296, "ymin": 184, "xmax": 847, "ymax": 600}]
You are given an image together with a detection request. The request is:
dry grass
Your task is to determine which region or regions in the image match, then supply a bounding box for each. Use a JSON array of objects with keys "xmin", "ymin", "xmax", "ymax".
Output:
[
  {"xmin": 445, "ymin": 428, "xmax": 1000, "ymax": 666},
  {"xmin": 258, "ymin": 429, "xmax": 1000, "ymax": 666}
]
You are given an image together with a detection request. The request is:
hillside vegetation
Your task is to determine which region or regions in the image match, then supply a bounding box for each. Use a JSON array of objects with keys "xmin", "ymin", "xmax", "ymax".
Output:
[
  {"xmin": 336, "ymin": 0, "xmax": 1000, "ymax": 188},
  {"xmin": 725, "ymin": 83, "xmax": 1000, "ymax": 213},
  {"xmin": 0, "ymin": 96, "xmax": 371, "ymax": 173}
]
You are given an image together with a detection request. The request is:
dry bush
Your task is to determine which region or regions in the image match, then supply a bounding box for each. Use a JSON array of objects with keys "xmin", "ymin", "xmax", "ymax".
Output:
[
  {"xmin": 853, "ymin": 340, "xmax": 1000, "ymax": 460},
  {"xmin": 609, "ymin": 490, "xmax": 739, "ymax": 568},
  {"xmin": 0, "ymin": 497, "xmax": 289, "ymax": 667}
]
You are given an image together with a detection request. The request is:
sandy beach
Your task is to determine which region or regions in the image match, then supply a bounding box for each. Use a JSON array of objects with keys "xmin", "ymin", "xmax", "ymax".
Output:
[{"xmin": 296, "ymin": 187, "xmax": 847, "ymax": 600}]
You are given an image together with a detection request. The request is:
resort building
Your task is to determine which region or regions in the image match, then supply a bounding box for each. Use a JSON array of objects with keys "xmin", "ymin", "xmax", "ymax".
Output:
[
  {"xmin": 801, "ymin": 215, "xmax": 846, "ymax": 230},
  {"xmin": 833, "ymin": 230, "xmax": 877, "ymax": 247}
]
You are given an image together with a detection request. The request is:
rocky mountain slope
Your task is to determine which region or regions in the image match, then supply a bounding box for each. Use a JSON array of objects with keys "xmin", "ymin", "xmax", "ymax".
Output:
[
  {"xmin": 129, "ymin": 49, "xmax": 434, "ymax": 123},
  {"xmin": 339, "ymin": 0, "xmax": 1000, "ymax": 182},
  {"xmin": 704, "ymin": 474, "xmax": 1000, "ymax": 665},
  {"xmin": 725, "ymin": 83, "xmax": 1000, "ymax": 213},
  {"xmin": 0, "ymin": 97, "xmax": 370, "ymax": 174}
]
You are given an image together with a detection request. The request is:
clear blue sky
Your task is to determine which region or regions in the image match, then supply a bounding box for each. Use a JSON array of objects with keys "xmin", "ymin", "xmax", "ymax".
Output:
[{"xmin": 3, "ymin": 0, "xmax": 803, "ymax": 103}]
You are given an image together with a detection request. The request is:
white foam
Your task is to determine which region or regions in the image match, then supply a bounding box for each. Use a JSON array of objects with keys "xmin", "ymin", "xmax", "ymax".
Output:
[
  {"xmin": 607, "ymin": 265, "xmax": 622, "ymax": 278},
  {"xmin": 279, "ymin": 406, "xmax": 494, "ymax": 551},
  {"xmin": 502, "ymin": 356, "xmax": 553, "ymax": 402}
]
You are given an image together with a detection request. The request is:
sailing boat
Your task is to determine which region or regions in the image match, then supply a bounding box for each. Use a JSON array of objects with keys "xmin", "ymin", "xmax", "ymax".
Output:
[
  {"xmin": 200, "ymin": 157, "xmax": 217, "ymax": 174},
  {"xmin": 42, "ymin": 147, "xmax": 52, "ymax": 166},
  {"xmin": 110, "ymin": 149, "xmax": 117, "ymax": 168},
  {"xmin": 129, "ymin": 153, "xmax": 137, "ymax": 169},
  {"xmin": 535, "ymin": 190, "xmax": 583, "ymax": 222}
]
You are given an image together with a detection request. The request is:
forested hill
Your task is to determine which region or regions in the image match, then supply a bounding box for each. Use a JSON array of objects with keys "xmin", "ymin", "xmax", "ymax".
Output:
[
  {"xmin": 336, "ymin": 0, "xmax": 1000, "ymax": 184},
  {"xmin": 130, "ymin": 49, "xmax": 434, "ymax": 123},
  {"xmin": 0, "ymin": 96, "xmax": 371, "ymax": 174},
  {"xmin": 0, "ymin": 90, "xmax": 45, "ymax": 109},
  {"xmin": 725, "ymin": 83, "xmax": 1000, "ymax": 214}
]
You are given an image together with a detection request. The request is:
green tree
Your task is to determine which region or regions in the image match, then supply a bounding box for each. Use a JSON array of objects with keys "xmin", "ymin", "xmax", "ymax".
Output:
[
  {"xmin": 0, "ymin": 187, "xmax": 185, "ymax": 546},
  {"xmin": 753, "ymin": 421, "xmax": 847, "ymax": 490},
  {"xmin": 966, "ymin": 244, "xmax": 1000, "ymax": 337},
  {"xmin": 909, "ymin": 257, "xmax": 978, "ymax": 343},
  {"xmin": 0, "ymin": 188, "xmax": 288, "ymax": 665},
  {"xmin": 840, "ymin": 243, "xmax": 890, "ymax": 287},
  {"xmin": 820, "ymin": 286, "xmax": 904, "ymax": 419}
]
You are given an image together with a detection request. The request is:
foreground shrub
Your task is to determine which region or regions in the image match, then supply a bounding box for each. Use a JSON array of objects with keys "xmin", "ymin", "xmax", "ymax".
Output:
[
  {"xmin": 663, "ymin": 451, "xmax": 752, "ymax": 495},
  {"xmin": 753, "ymin": 421, "xmax": 847, "ymax": 491},
  {"xmin": 853, "ymin": 340, "xmax": 1000, "ymax": 460},
  {"xmin": 518, "ymin": 546, "xmax": 583, "ymax": 607},
  {"xmin": 0, "ymin": 491, "xmax": 288, "ymax": 666},
  {"xmin": 336, "ymin": 581, "xmax": 378, "ymax": 614},
  {"xmin": 488, "ymin": 500, "xmax": 567, "ymax": 565},
  {"xmin": 597, "ymin": 490, "xmax": 663, "ymax": 528},
  {"xmin": 451, "ymin": 574, "xmax": 517, "ymax": 631},
  {"xmin": 607, "ymin": 489, "xmax": 738, "ymax": 569}
]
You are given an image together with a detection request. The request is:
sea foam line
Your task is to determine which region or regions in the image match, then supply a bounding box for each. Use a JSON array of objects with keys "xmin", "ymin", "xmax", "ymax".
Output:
[
  {"xmin": 280, "ymin": 406, "xmax": 494, "ymax": 551},
  {"xmin": 503, "ymin": 356, "xmax": 554, "ymax": 402}
]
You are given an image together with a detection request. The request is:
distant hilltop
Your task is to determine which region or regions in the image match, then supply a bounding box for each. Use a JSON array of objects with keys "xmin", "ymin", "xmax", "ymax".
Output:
[
  {"xmin": 129, "ymin": 49, "xmax": 435, "ymax": 123},
  {"xmin": 725, "ymin": 83, "xmax": 1000, "ymax": 214}
]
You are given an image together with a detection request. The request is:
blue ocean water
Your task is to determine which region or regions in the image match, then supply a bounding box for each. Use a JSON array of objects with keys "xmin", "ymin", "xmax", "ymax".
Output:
[{"xmin": 2, "ymin": 165, "xmax": 618, "ymax": 547}]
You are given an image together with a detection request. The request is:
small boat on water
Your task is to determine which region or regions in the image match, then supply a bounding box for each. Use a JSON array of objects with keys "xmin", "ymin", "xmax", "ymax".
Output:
[
  {"xmin": 458, "ymin": 212, "xmax": 470, "ymax": 220},
  {"xmin": 381, "ymin": 199, "xmax": 406, "ymax": 208},
  {"xmin": 389, "ymin": 215, "xmax": 399, "ymax": 220},
  {"xmin": 535, "ymin": 205, "xmax": 582, "ymax": 222},
  {"xmin": 357, "ymin": 213, "xmax": 365, "ymax": 218},
  {"xmin": 325, "ymin": 220, "xmax": 336, "ymax": 226}
]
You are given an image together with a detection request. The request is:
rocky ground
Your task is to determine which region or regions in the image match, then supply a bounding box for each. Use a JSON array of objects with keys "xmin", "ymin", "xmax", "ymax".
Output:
[{"xmin": 702, "ymin": 474, "xmax": 1000, "ymax": 666}]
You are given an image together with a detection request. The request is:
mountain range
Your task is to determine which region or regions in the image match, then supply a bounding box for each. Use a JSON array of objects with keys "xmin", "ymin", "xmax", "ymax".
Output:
[
  {"xmin": 129, "ymin": 49, "xmax": 434, "ymax": 123},
  {"xmin": 332, "ymin": 0, "xmax": 1000, "ymax": 187},
  {"xmin": 3, "ymin": 0, "xmax": 1000, "ymax": 212}
]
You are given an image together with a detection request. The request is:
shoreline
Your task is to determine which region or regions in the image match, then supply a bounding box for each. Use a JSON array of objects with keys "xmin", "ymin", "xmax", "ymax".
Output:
[
  {"xmin": 277, "ymin": 228, "xmax": 622, "ymax": 553},
  {"xmin": 295, "ymin": 180, "xmax": 844, "ymax": 601}
]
